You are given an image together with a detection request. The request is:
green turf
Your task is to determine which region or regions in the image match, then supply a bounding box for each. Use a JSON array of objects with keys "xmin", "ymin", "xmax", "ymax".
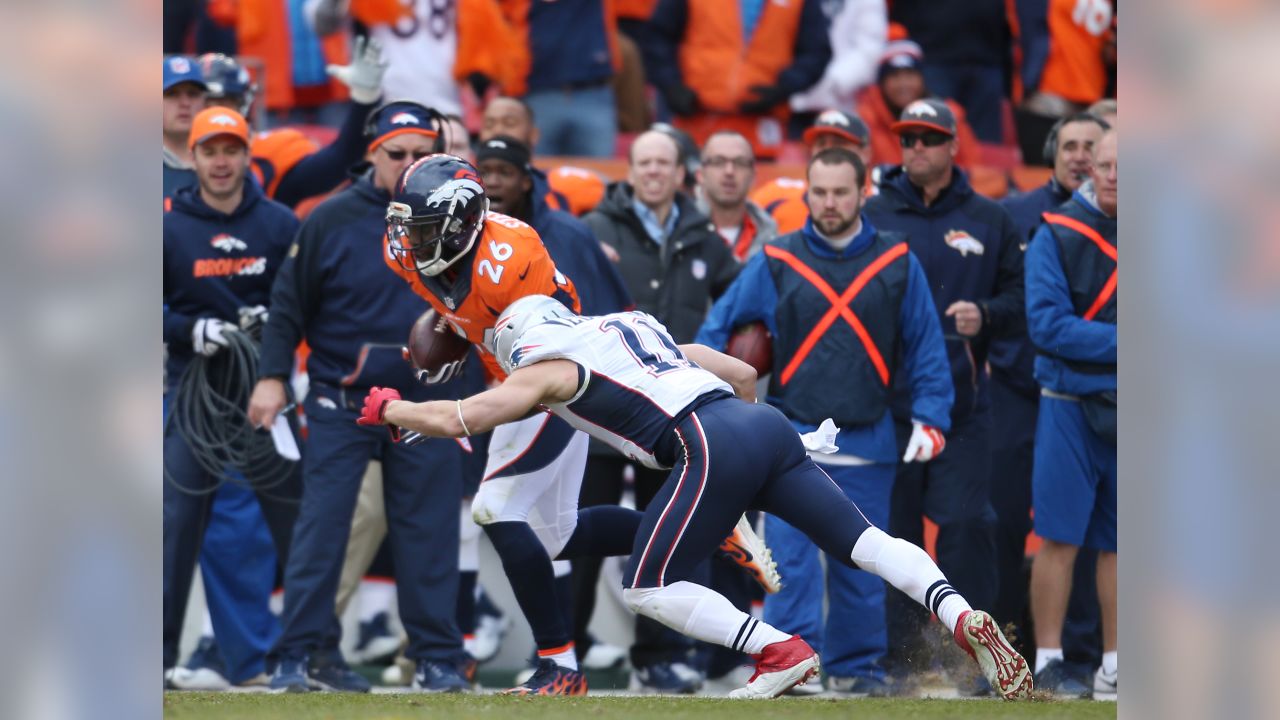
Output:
[{"xmin": 164, "ymin": 692, "xmax": 1118, "ymax": 720}]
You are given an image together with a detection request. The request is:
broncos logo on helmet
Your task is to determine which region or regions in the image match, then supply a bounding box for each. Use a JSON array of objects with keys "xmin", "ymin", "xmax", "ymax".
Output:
[{"xmin": 387, "ymin": 155, "xmax": 489, "ymax": 277}]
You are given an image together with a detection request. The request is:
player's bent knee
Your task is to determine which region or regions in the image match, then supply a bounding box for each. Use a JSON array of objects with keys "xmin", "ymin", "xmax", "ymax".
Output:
[
  {"xmin": 471, "ymin": 479, "xmax": 523, "ymax": 526},
  {"xmin": 622, "ymin": 586, "xmax": 661, "ymax": 615}
]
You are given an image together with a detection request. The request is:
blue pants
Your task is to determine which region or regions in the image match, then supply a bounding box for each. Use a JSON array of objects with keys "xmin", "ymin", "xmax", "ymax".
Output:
[
  {"xmin": 162, "ymin": 406, "xmax": 301, "ymax": 680},
  {"xmin": 764, "ymin": 460, "xmax": 894, "ymax": 680},
  {"xmin": 623, "ymin": 400, "xmax": 872, "ymax": 593},
  {"xmin": 990, "ymin": 379, "xmax": 1101, "ymax": 665},
  {"xmin": 524, "ymin": 83, "xmax": 618, "ymax": 158},
  {"xmin": 922, "ymin": 62, "xmax": 1006, "ymax": 143},
  {"xmin": 276, "ymin": 386, "xmax": 464, "ymax": 662},
  {"xmin": 198, "ymin": 484, "xmax": 280, "ymax": 682},
  {"xmin": 886, "ymin": 412, "xmax": 997, "ymax": 671},
  {"xmin": 1033, "ymin": 396, "xmax": 1117, "ymax": 551}
]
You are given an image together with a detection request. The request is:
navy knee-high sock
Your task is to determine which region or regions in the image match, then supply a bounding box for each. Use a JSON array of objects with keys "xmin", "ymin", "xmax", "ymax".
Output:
[
  {"xmin": 556, "ymin": 506, "xmax": 643, "ymax": 560},
  {"xmin": 456, "ymin": 571, "xmax": 478, "ymax": 637},
  {"xmin": 483, "ymin": 521, "xmax": 570, "ymax": 650}
]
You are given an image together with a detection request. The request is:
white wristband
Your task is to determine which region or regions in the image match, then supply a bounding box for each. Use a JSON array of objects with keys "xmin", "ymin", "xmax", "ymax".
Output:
[{"xmin": 456, "ymin": 399, "xmax": 471, "ymax": 437}]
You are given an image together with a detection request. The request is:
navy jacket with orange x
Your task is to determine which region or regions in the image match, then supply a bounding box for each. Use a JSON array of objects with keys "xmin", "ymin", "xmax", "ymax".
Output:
[{"xmin": 696, "ymin": 216, "xmax": 953, "ymax": 464}]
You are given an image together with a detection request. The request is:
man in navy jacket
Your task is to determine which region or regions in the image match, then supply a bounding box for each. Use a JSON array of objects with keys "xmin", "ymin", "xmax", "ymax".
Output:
[
  {"xmin": 163, "ymin": 107, "xmax": 302, "ymax": 688},
  {"xmin": 994, "ymin": 112, "xmax": 1109, "ymax": 688},
  {"xmin": 1025, "ymin": 130, "xmax": 1118, "ymax": 699},
  {"xmin": 246, "ymin": 102, "xmax": 471, "ymax": 694},
  {"xmin": 863, "ymin": 99, "xmax": 1023, "ymax": 693},
  {"xmin": 698, "ymin": 148, "xmax": 952, "ymax": 695}
]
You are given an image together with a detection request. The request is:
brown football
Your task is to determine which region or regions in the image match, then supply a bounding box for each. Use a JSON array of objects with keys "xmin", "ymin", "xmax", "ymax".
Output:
[
  {"xmin": 407, "ymin": 309, "xmax": 471, "ymax": 373},
  {"xmin": 726, "ymin": 321, "xmax": 773, "ymax": 376}
]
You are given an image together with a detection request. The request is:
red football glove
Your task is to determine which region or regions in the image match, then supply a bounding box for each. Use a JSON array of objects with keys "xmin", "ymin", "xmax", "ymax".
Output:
[{"xmin": 356, "ymin": 386, "xmax": 403, "ymax": 440}]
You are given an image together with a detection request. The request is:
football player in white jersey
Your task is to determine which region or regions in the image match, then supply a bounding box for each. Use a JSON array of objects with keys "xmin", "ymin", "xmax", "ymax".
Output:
[{"xmin": 356, "ymin": 296, "xmax": 1034, "ymax": 700}]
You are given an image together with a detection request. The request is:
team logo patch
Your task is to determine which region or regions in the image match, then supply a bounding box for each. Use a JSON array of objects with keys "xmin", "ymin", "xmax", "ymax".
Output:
[
  {"xmin": 211, "ymin": 233, "xmax": 247, "ymax": 253},
  {"xmin": 168, "ymin": 57, "xmax": 192, "ymax": 73},
  {"xmin": 691, "ymin": 259, "xmax": 707, "ymax": 280},
  {"xmin": 944, "ymin": 230, "xmax": 985, "ymax": 257},
  {"xmin": 317, "ymin": 397, "xmax": 338, "ymax": 410},
  {"xmin": 817, "ymin": 109, "xmax": 849, "ymax": 127},
  {"xmin": 904, "ymin": 100, "xmax": 939, "ymax": 118},
  {"xmin": 389, "ymin": 112, "xmax": 421, "ymax": 125},
  {"xmin": 208, "ymin": 113, "xmax": 239, "ymax": 126},
  {"xmin": 444, "ymin": 296, "xmax": 457, "ymax": 310}
]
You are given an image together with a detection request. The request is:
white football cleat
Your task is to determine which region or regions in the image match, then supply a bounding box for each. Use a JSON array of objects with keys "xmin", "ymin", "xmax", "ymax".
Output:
[
  {"xmin": 719, "ymin": 515, "xmax": 782, "ymax": 594},
  {"xmin": 954, "ymin": 610, "xmax": 1033, "ymax": 700},
  {"xmin": 728, "ymin": 635, "xmax": 820, "ymax": 699}
]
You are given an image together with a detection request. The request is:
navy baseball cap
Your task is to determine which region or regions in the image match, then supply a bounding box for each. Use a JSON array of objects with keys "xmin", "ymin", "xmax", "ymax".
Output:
[
  {"xmin": 878, "ymin": 40, "xmax": 925, "ymax": 83},
  {"xmin": 163, "ymin": 56, "xmax": 207, "ymax": 92},
  {"xmin": 476, "ymin": 135, "xmax": 532, "ymax": 174},
  {"xmin": 802, "ymin": 109, "xmax": 870, "ymax": 147},
  {"xmin": 366, "ymin": 100, "xmax": 439, "ymax": 152},
  {"xmin": 892, "ymin": 98, "xmax": 957, "ymax": 137}
]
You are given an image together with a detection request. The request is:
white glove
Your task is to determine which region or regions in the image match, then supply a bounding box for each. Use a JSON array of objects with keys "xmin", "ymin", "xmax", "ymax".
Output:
[
  {"xmin": 192, "ymin": 318, "xmax": 234, "ymax": 357},
  {"xmin": 902, "ymin": 420, "xmax": 946, "ymax": 463},
  {"xmin": 326, "ymin": 36, "xmax": 387, "ymax": 105},
  {"xmin": 414, "ymin": 359, "xmax": 465, "ymax": 386},
  {"xmin": 799, "ymin": 418, "xmax": 840, "ymax": 454},
  {"xmin": 238, "ymin": 305, "xmax": 269, "ymax": 331}
]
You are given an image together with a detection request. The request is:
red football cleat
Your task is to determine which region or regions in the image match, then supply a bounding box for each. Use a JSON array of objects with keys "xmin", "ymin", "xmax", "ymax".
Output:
[
  {"xmin": 728, "ymin": 635, "xmax": 821, "ymax": 699},
  {"xmin": 954, "ymin": 610, "xmax": 1033, "ymax": 700}
]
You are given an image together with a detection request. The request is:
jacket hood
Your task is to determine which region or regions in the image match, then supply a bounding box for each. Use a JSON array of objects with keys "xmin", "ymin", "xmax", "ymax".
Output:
[
  {"xmin": 877, "ymin": 164, "xmax": 974, "ymax": 215},
  {"xmin": 170, "ymin": 176, "xmax": 264, "ymax": 221},
  {"xmin": 350, "ymin": 169, "xmax": 392, "ymax": 205}
]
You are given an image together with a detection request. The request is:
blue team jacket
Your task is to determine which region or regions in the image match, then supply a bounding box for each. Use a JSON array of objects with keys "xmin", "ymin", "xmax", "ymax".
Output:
[
  {"xmin": 1025, "ymin": 188, "xmax": 1117, "ymax": 396},
  {"xmin": 163, "ymin": 181, "xmax": 298, "ymax": 386},
  {"xmin": 696, "ymin": 217, "xmax": 953, "ymax": 464},
  {"xmin": 863, "ymin": 165, "xmax": 1024, "ymax": 422}
]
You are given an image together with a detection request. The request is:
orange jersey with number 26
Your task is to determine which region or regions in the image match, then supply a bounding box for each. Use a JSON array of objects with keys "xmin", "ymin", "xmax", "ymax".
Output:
[{"xmin": 384, "ymin": 211, "xmax": 579, "ymax": 377}]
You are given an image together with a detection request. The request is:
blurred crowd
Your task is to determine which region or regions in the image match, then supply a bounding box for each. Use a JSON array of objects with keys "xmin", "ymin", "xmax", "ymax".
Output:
[{"xmin": 162, "ymin": 0, "xmax": 1118, "ymax": 701}]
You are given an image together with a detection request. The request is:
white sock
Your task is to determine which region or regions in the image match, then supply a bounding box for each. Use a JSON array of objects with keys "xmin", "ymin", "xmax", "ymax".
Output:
[
  {"xmin": 850, "ymin": 527, "xmax": 971, "ymax": 632},
  {"xmin": 1036, "ymin": 648, "xmax": 1063, "ymax": 673},
  {"xmin": 458, "ymin": 500, "xmax": 480, "ymax": 572},
  {"xmin": 358, "ymin": 579, "xmax": 396, "ymax": 623},
  {"xmin": 201, "ymin": 607, "xmax": 214, "ymax": 638},
  {"xmin": 552, "ymin": 559, "xmax": 572, "ymax": 578},
  {"xmin": 538, "ymin": 643, "xmax": 578, "ymax": 671},
  {"xmin": 623, "ymin": 581, "xmax": 790, "ymax": 655},
  {"xmin": 1102, "ymin": 650, "xmax": 1117, "ymax": 675}
]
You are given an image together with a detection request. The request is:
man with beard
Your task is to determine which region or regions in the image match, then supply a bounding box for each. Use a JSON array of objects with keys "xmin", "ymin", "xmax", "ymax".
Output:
[{"xmin": 697, "ymin": 147, "xmax": 953, "ymax": 696}]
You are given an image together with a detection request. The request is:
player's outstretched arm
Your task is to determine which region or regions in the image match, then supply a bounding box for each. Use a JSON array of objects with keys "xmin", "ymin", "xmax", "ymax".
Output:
[
  {"xmin": 382, "ymin": 360, "xmax": 581, "ymax": 438},
  {"xmin": 679, "ymin": 344, "xmax": 758, "ymax": 403}
]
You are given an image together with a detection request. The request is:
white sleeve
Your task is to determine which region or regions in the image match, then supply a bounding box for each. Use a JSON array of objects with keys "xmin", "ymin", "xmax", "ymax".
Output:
[{"xmin": 790, "ymin": 0, "xmax": 889, "ymax": 113}]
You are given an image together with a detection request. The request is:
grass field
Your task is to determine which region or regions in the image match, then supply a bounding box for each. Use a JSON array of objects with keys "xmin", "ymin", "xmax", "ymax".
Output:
[{"xmin": 163, "ymin": 692, "xmax": 1119, "ymax": 720}]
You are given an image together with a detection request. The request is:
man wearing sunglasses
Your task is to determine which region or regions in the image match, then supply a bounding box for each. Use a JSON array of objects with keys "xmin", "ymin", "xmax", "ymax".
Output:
[
  {"xmin": 247, "ymin": 101, "xmax": 474, "ymax": 694},
  {"xmin": 863, "ymin": 97, "xmax": 1024, "ymax": 696}
]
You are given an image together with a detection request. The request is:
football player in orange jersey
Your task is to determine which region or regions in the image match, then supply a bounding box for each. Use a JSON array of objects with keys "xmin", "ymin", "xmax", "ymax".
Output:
[{"xmin": 384, "ymin": 155, "xmax": 779, "ymax": 695}]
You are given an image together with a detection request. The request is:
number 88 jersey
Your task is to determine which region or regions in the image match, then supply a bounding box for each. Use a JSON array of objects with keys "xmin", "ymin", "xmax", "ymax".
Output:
[{"xmin": 384, "ymin": 211, "xmax": 580, "ymax": 378}]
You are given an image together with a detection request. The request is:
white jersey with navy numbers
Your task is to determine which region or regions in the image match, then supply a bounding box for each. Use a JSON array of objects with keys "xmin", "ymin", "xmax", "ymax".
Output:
[{"xmin": 509, "ymin": 311, "xmax": 734, "ymax": 470}]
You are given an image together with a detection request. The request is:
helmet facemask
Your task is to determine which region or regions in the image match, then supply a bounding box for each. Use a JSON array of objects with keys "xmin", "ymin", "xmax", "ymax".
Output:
[{"xmin": 386, "ymin": 197, "xmax": 488, "ymax": 277}]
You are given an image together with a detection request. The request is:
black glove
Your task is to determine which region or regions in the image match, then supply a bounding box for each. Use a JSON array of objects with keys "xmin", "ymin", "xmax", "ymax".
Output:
[
  {"xmin": 467, "ymin": 72, "xmax": 492, "ymax": 99},
  {"xmin": 738, "ymin": 84, "xmax": 789, "ymax": 115},
  {"xmin": 663, "ymin": 83, "xmax": 700, "ymax": 117}
]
